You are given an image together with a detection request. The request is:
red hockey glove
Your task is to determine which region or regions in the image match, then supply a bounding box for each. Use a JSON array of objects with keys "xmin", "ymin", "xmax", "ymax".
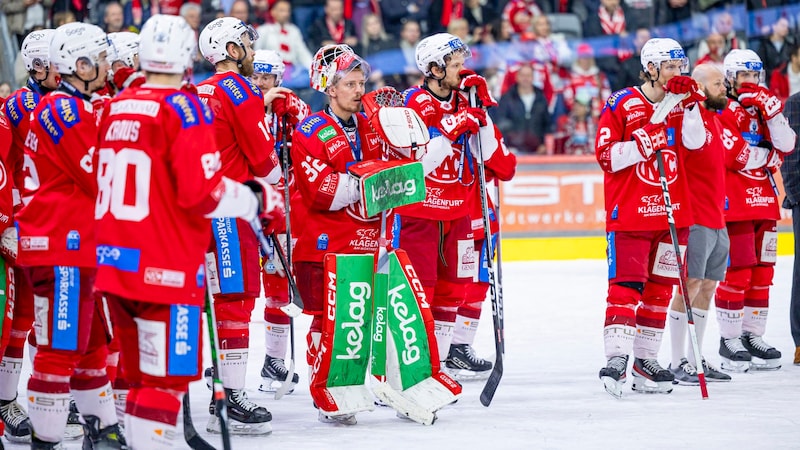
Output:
[
  {"xmin": 243, "ymin": 179, "xmax": 286, "ymax": 235},
  {"xmin": 112, "ymin": 66, "xmax": 145, "ymax": 92},
  {"xmin": 631, "ymin": 122, "xmax": 668, "ymax": 159},
  {"xmin": 738, "ymin": 82, "xmax": 783, "ymax": 120},
  {"xmin": 664, "ymin": 75, "xmax": 705, "ymax": 107},
  {"xmin": 0, "ymin": 227, "xmax": 17, "ymax": 262},
  {"xmin": 459, "ymin": 69, "xmax": 497, "ymax": 108},
  {"xmin": 439, "ymin": 107, "xmax": 486, "ymax": 142},
  {"xmin": 272, "ymin": 92, "xmax": 310, "ymax": 127}
]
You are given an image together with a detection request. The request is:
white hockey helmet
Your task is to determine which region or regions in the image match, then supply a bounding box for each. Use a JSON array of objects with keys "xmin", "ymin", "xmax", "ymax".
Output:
[
  {"xmin": 138, "ymin": 15, "xmax": 197, "ymax": 75},
  {"xmin": 50, "ymin": 22, "xmax": 109, "ymax": 75},
  {"xmin": 108, "ymin": 31, "xmax": 140, "ymax": 68},
  {"xmin": 310, "ymin": 44, "xmax": 370, "ymax": 93},
  {"xmin": 415, "ymin": 33, "xmax": 471, "ymax": 77},
  {"xmin": 640, "ymin": 38, "xmax": 688, "ymax": 74},
  {"xmin": 199, "ymin": 17, "xmax": 259, "ymax": 65},
  {"xmin": 253, "ymin": 50, "xmax": 285, "ymax": 85},
  {"xmin": 723, "ymin": 49, "xmax": 765, "ymax": 86},
  {"xmin": 21, "ymin": 29, "xmax": 55, "ymax": 72}
]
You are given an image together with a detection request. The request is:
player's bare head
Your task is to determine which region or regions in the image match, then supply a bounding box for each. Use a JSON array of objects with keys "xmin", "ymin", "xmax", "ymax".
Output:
[
  {"xmin": 639, "ymin": 38, "xmax": 688, "ymax": 86},
  {"xmin": 692, "ymin": 63, "xmax": 726, "ymax": 110},
  {"xmin": 723, "ymin": 49, "xmax": 764, "ymax": 94},
  {"xmin": 415, "ymin": 33, "xmax": 471, "ymax": 91}
]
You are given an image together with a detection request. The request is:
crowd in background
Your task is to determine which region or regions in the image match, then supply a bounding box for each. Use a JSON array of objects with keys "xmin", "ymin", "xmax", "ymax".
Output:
[{"xmin": 3, "ymin": 0, "xmax": 800, "ymax": 155}]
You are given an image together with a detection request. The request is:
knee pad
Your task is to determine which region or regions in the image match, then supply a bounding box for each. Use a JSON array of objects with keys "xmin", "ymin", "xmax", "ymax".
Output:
[
  {"xmin": 720, "ymin": 266, "xmax": 752, "ymax": 293},
  {"xmin": 605, "ymin": 283, "xmax": 641, "ymax": 327},
  {"xmin": 32, "ymin": 349, "xmax": 80, "ymax": 379},
  {"xmin": 433, "ymin": 279, "xmax": 465, "ymax": 312},
  {"xmin": 638, "ymin": 282, "xmax": 673, "ymax": 327},
  {"xmin": 746, "ymin": 265, "xmax": 773, "ymax": 305},
  {"xmin": 264, "ymin": 307, "xmax": 291, "ymax": 325},
  {"xmin": 462, "ymin": 282, "xmax": 489, "ymax": 306},
  {"xmin": 750, "ymin": 265, "xmax": 774, "ymax": 289}
]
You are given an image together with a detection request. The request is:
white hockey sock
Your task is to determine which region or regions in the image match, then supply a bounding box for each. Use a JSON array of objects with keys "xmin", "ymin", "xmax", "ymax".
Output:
[
  {"xmin": 633, "ymin": 325, "xmax": 664, "ymax": 360},
  {"xmin": 219, "ymin": 349, "xmax": 249, "ymax": 390},
  {"xmin": 603, "ymin": 324, "xmax": 635, "ymax": 359},
  {"xmin": 72, "ymin": 382, "xmax": 118, "ymax": 427},
  {"xmin": 669, "ymin": 310, "xmax": 687, "ymax": 368},
  {"xmin": 265, "ymin": 321, "xmax": 290, "ymax": 359},
  {"xmin": 125, "ymin": 414, "xmax": 178, "ymax": 450},
  {"xmin": 743, "ymin": 306, "xmax": 768, "ymax": 336},
  {"xmin": 113, "ymin": 389, "xmax": 128, "ymax": 425},
  {"xmin": 687, "ymin": 309, "xmax": 708, "ymax": 366},
  {"xmin": 716, "ymin": 307, "xmax": 743, "ymax": 339},
  {"xmin": 0, "ymin": 356, "xmax": 24, "ymax": 401},
  {"xmin": 28, "ymin": 389, "xmax": 71, "ymax": 443},
  {"xmin": 434, "ymin": 320, "xmax": 455, "ymax": 363},
  {"xmin": 451, "ymin": 315, "xmax": 479, "ymax": 346},
  {"xmin": 28, "ymin": 341, "xmax": 37, "ymax": 364}
]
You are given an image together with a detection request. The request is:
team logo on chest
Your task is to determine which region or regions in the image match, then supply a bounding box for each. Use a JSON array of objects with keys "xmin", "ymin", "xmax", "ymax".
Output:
[{"xmin": 635, "ymin": 149, "xmax": 678, "ymax": 187}]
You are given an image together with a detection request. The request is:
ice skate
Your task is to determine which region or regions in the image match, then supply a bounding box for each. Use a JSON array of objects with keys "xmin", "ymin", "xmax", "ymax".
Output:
[
  {"xmin": 259, "ymin": 355, "xmax": 299, "ymax": 394},
  {"xmin": 0, "ymin": 396, "xmax": 31, "ymax": 442},
  {"xmin": 445, "ymin": 344, "xmax": 492, "ymax": 380},
  {"xmin": 701, "ymin": 358, "xmax": 731, "ymax": 382},
  {"xmin": 631, "ymin": 358, "xmax": 674, "ymax": 394},
  {"xmin": 206, "ymin": 389, "xmax": 272, "ymax": 436},
  {"xmin": 719, "ymin": 337, "xmax": 752, "ymax": 372},
  {"xmin": 81, "ymin": 414, "xmax": 126, "ymax": 449},
  {"xmin": 64, "ymin": 399, "xmax": 84, "ymax": 440},
  {"xmin": 741, "ymin": 332, "xmax": 782, "ymax": 371},
  {"xmin": 668, "ymin": 358, "xmax": 699, "ymax": 386},
  {"xmin": 317, "ymin": 410, "xmax": 357, "ymax": 426},
  {"xmin": 598, "ymin": 355, "xmax": 628, "ymax": 399},
  {"xmin": 31, "ymin": 435, "xmax": 65, "ymax": 449}
]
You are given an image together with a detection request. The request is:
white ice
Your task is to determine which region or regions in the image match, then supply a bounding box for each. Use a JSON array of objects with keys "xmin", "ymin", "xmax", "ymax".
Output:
[{"xmin": 7, "ymin": 257, "xmax": 800, "ymax": 449}]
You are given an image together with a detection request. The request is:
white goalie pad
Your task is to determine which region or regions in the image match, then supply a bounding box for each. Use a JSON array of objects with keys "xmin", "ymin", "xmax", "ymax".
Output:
[{"xmin": 375, "ymin": 107, "xmax": 430, "ymax": 160}]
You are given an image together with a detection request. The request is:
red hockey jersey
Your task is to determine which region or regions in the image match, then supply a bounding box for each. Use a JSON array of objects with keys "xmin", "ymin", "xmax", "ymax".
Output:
[
  {"xmin": 16, "ymin": 87, "xmax": 98, "ymax": 268},
  {"xmin": 595, "ymin": 87, "xmax": 697, "ymax": 232},
  {"xmin": 684, "ymin": 107, "xmax": 728, "ymax": 229},
  {"xmin": 197, "ymin": 71, "xmax": 279, "ymax": 182},
  {"xmin": 0, "ymin": 115, "xmax": 13, "ymax": 232},
  {"xmin": 95, "ymin": 85, "xmax": 225, "ymax": 305},
  {"xmin": 4, "ymin": 82, "xmax": 42, "ymax": 207},
  {"xmin": 291, "ymin": 110, "xmax": 384, "ymax": 263}
]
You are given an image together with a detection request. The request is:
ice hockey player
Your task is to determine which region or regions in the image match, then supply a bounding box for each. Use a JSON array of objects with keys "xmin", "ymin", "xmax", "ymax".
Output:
[
  {"xmin": 0, "ymin": 105, "xmax": 15, "ymax": 446},
  {"xmin": 197, "ymin": 17, "xmax": 281, "ymax": 435},
  {"xmin": 397, "ymin": 33, "xmax": 515, "ymax": 376},
  {"xmin": 249, "ymin": 49, "xmax": 308, "ymax": 394},
  {"xmin": 14, "ymin": 22, "xmax": 126, "ymax": 449},
  {"xmin": 595, "ymin": 38, "xmax": 707, "ymax": 397},
  {"xmin": 107, "ymin": 31, "xmax": 143, "ymax": 94},
  {"xmin": 95, "ymin": 15, "xmax": 284, "ymax": 449},
  {"xmin": 714, "ymin": 49, "xmax": 796, "ymax": 372},
  {"xmin": 0, "ymin": 28, "xmax": 59, "ymax": 443},
  {"xmin": 291, "ymin": 44, "xmax": 386, "ymax": 425},
  {"xmin": 667, "ymin": 63, "xmax": 733, "ymax": 385}
]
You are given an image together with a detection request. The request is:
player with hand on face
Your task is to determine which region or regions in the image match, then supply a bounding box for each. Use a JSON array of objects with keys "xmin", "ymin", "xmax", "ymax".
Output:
[{"xmin": 595, "ymin": 38, "xmax": 707, "ymax": 397}]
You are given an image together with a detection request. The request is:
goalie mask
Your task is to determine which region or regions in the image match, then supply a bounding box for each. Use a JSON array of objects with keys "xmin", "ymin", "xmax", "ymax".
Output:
[
  {"xmin": 310, "ymin": 44, "xmax": 370, "ymax": 93},
  {"xmin": 361, "ymin": 87, "xmax": 430, "ymax": 161}
]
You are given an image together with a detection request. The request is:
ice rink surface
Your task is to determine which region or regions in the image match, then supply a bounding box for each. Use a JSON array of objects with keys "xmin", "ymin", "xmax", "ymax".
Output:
[{"xmin": 7, "ymin": 257, "xmax": 800, "ymax": 449}]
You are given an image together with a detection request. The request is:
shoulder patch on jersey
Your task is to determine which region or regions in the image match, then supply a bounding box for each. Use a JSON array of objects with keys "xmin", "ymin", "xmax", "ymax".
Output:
[
  {"xmin": 38, "ymin": 104, "xmax": 64, "ymax": 144},
  {"xmin": 198, "ymin": 98, "xmax": 213, "ymax": 124},
  {"xmin": 242, "ymin": 76, "xmax": 261, "ymax": 98},
  {"xmin": 219, "ymin": 75, "xmax": 250, "ymax": 106},
  {"xmin": 55, "ymin": 97, "xmax": 81, "ymax": 129},
  {"xmin": 605, "ymin": 89, "xmax": 632, "ymax": 111},
  {"xmin": 165, "ymin": 93, "xmax": 201, "ymax": 128},
  {"xmin": 317, "ymin": 125, "xmax": 336, "ymax": 142},
  {"xmin": 22, "ymin": 91, "xmax": 38, "ymax": 112},
  {"xmin": 298, "ymin": 115, "xmax": 325, "ymax": 138},
  {"xmin": 4, "ymin": 97, "xmax": 23, "ymax": 127},
  {"xmin": 622, "ymin": 97, "xmax": 643, "ymax": 111}
]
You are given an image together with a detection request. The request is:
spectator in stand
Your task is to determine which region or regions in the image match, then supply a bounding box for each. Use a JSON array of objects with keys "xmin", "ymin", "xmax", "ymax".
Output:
[
  {"xmin": 502, "ymin": 0, "xmax": 542, "ymax": 36},
  {"xmin": 2, "ymin": 0, "xmax": 48, "ymax": 45},
  {"xmin": 358, "ymin": 12, "xmax": 396, "ymax": 58},
  {"xmin": 53, "ymin": 9, "xmax": 76, "ymax": 27},
  {"xmin": 655, "ymin": 0, "xmax": 691, "ymax": 26},
  {"xmin": 623, "ymin": 0, "xmax": 653, "ymax": 31},
  {"xmin": 464, "ymin": 0, "xmax": 498, "ymax": 34},
  {"xmin": 346, "ymin": 0, "xmax": 381, "ymax": 39},
  {"xmin": 123, "ymin": 0, "xmax": 153, "ymax": 31},
  {"xmin": 50, "ymin": 0, "xmax": 89, "ymax": 23},
  {"xmin": 103, "ymin": 2, "xmax": 126, "ymax": 33},
  {"xmin": 429, "ymin": 0, "xmax": 467, "ymax": 34},
  {"xmin": 252, "ymin": 0, "xmax": 271, "ymax": 25},
  {"xmin": 584, "ymin": 0, "xmax": 627, "ymax": 38},
  {"xmin": 307, "ymin": 0, "xmax": 358, "ymax": 50},
  {"xmin": 0, "ymin": 81, "xmax": 10, "ymax": 101},
  {"xmin": 381, "ymin": 0, "xmax": 428, "ymax": 37},
  {"xmin": 554, "ymin": 91, "xmax": 596, "ymax": 155},
  {"xmin": 617, "ymin": 27, "xmax": 650, "ymax": 89},
  {"xmin": 380, "ymin": 19, "xmax": 423, "ymax": 93},
  {"xmin": 563, "ymin": 43, "xmax": 610, "ymax": 119},
  {"xmin": 293, "ymin": 0, "xmax": 326, "ymax": 42},
  {"xmin": 695, "ymin": 32, "xmax": 726, "ymax": 69},
  {"xmin": 770, "ymin": 43, "xmax": 800, "ymax": 102},
  {"xmin": 448, "ymin": 17, "xmax": 478, "ymax": 47},
  {"xmin": 181, "ymin": 2, "xmax": 209, "ymax": 75},
  {"xmin": 491, "ymin": 63, "xmax": 551, "ymax": 154},
  {"xmin": 255, "ymin": 0, "xmax": 314, "ymax": 79},
  {"xmin": 229, "ymin": 0, "xmax": 252, "ymax": 24},
  {"xmin": 157, "ymin": 0, "xmax": 192, "ymax": 17},
  {"xmin": 758, "ymin": 17, "xmax": 794, "ymax": 84},
  {"xmin": 696, "ymin": 11, "xmax": 746, "ymax": 61}
]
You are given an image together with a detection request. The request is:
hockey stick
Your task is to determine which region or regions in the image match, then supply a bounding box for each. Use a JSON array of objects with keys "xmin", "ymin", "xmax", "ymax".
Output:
[
  {"xmin": 249, "ymin": 217, "xmax": 304, "ymax": 317},
  {"xmin": 493, "ymin": 180, "xmax": 505, "ymax": 356},
  {"xmin": 467, "ymin": 90, "xmax": 504, "ymax": 407},
  {"xmin": 274, "ymin": 117, "xmax": 296, "ymax": 401},
  {"xmin": 183, "ymin": 391, "xmax": 215, "ymax": 450},
  {"xmin": 203, "ymin": 258, "xmax": 233, "ymax": 450},
  {"xmin": 651, "ymin": 93, "xmax": 709, "ymax": 399}
]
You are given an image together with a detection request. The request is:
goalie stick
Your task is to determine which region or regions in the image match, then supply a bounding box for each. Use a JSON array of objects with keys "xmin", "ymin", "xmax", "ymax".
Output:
[
  {"xmin": 466, "ymin": 89, "xmax": 504, "ymax": 407},
  {"xmin": 653, "ymin": 92, "xmax": 709, "ymax": 399}
]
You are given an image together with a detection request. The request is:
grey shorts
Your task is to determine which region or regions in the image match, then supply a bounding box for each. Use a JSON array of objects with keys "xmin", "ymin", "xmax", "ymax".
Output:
[{"xmin": 686, "ymin": 224, "xmax": 730, "ymax": 281}]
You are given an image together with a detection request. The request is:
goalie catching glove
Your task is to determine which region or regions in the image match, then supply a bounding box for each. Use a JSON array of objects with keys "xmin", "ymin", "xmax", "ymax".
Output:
[{"xmin": 361, "ymin": 87, "xmax": 430, "ymax": 160}]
